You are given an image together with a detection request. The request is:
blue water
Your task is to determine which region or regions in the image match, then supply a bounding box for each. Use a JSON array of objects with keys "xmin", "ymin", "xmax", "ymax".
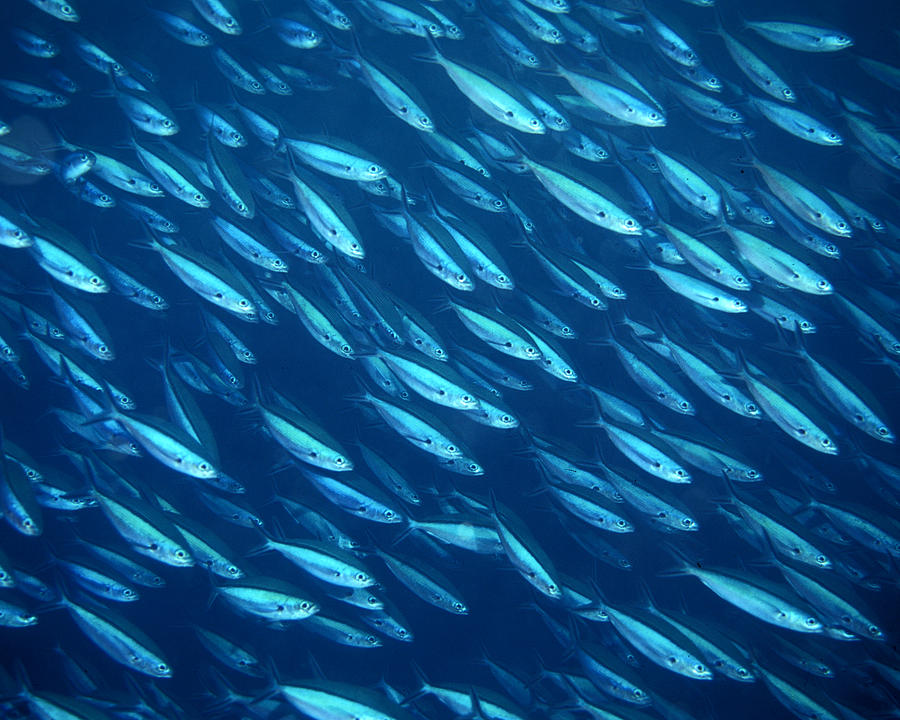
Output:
[{"xmin": 0, "ymin": 0, "xmax": 898, "ymax": 718}]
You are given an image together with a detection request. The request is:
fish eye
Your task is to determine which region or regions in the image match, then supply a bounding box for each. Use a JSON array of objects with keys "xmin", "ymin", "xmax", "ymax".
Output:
[
  {"xmin": 175, "ymin": 549, "xmax": 187, "ymax": 559},
  {"xmin": 162, "ymin": 119, "xmax": 172, "ymax": 127},
  {"xmin": 150, "ymin": 183, "xmax": 161, "ymax": 192},
  {"xmin": 681, "ymin": 517, "xmax": 693, "ymax": 527},
  {"xmin": 821, "ymin": 438, "xmax": 832, "ymax": 447},
  {"xmin": 157, "ymin": 663, "xmax": 169, "ymax": 673},
  {"xmin": 805, "ymin": 617, "xmax": 817, "ymax": 626},
  {"xmin": 251, "ymin": 82, "xmax": 262, "ymax": 91},
  {"xmin": 563, "ymin": 368, "xmax": 574, "ymax": 377},
  {"xmin": 868, "ymin": 625, "xmax": 881, "ymax": 635},
  {"xmin": 99, "ymin": 344, "xmax": 108, "ymax": 354},
  {"xmin": 679, "ymin": 401, "xmax": 690, "ymax": 410},
  {"xmin": 446, "ymin": 444, "xmax": 457, "ymax": 454},
  {"xmin": 877, "ymin": 426, "xmax": 890, "ymax": 436},
  {"xmin": 695, "ymin": 665, "xmax": 705, "ymax": 673},
  {"xmin": 676, "ymin": 469, "xmax": 687, "ymax": 478},
  {"xmin": 225, "ymin": 18, "xmax": 235, "ymax": 27},
  {"xmin": 435, "ymin": 348, "xmax": 445, "ymax": 357},
  {"xmin": 341, "ymin": 343, "xmax": 352, "ymax": 354},
  {"xmin": 194, "ymin": 193, "xmax": 204, "ymax": 202},
  {"xmin": 816, "ymin": 554, "xmax": 827, "ymax": 565},
  {"xmin": 238, "ymin": 299, "xmax": 250, "ymax": 307},
  {"xmin": 529, "ymin": 118, "xmax": 540, "ymax": 127},
  {"xmin": 300, "ymin": 601, "xmax": 311, "ymax": 610},
  {"xmin": 383, "ymin": 510, "xmax": 395, "ymax": 519},
  {"xmin": 816, "ymin": 280, "xmax": 829, "ymax": 289},
  {"xmin": 334, "ymin": 457, "xmax": 345, "ymax": 466}
]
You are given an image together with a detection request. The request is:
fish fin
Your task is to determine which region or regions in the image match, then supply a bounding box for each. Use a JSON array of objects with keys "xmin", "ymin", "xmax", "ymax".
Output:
[
  {"xmin": 657, "ymin": 542, "xmax": 701, "ymax": 577},
  {"xmin": 403, "ymin": 660, "xmax": 431, "ymax": 702},
  {"xmin": 389, "ymin": 522, "xmax": 416, "ymax": 547},
  {"xmin": 306, "ymin": 652, "xmax": 326, "ymax": 680},
  {"xmin": 573, "ymin": 416, "xmax": 605, "ymax": 429},
  {"xmin": 411, "ymin": 31, "xmax": 442, "ymax": 64}
]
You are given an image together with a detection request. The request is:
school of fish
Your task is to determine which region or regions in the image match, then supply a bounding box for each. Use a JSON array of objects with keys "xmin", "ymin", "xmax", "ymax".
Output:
[{"xmin": 0, "ymin": 0, "xmax": 898, "ymax": 719}]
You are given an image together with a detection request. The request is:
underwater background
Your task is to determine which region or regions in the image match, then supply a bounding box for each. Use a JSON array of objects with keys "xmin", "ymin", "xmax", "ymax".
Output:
[{"xmin": 0, "ymin": 0, "xmax": 898, "ymax": 718}]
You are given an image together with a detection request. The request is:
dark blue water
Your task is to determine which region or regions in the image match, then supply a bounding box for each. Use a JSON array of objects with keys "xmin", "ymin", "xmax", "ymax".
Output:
[{"xmin": 0, "ymin": 1, "xmax": 898, "ymax": 718}]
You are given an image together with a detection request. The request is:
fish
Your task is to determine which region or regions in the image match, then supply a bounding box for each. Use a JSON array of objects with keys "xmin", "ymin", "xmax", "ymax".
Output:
[
  {"xmin": 415, "ymin": 35, "xmax": 546, "ymax": 134},
  {"xmin": 745, "ymin": 21, "xmax": 853, "ymax": 52},
  {"xmin": 0, "ymin": 2, "xmax": 894, "ymax": 718}
]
